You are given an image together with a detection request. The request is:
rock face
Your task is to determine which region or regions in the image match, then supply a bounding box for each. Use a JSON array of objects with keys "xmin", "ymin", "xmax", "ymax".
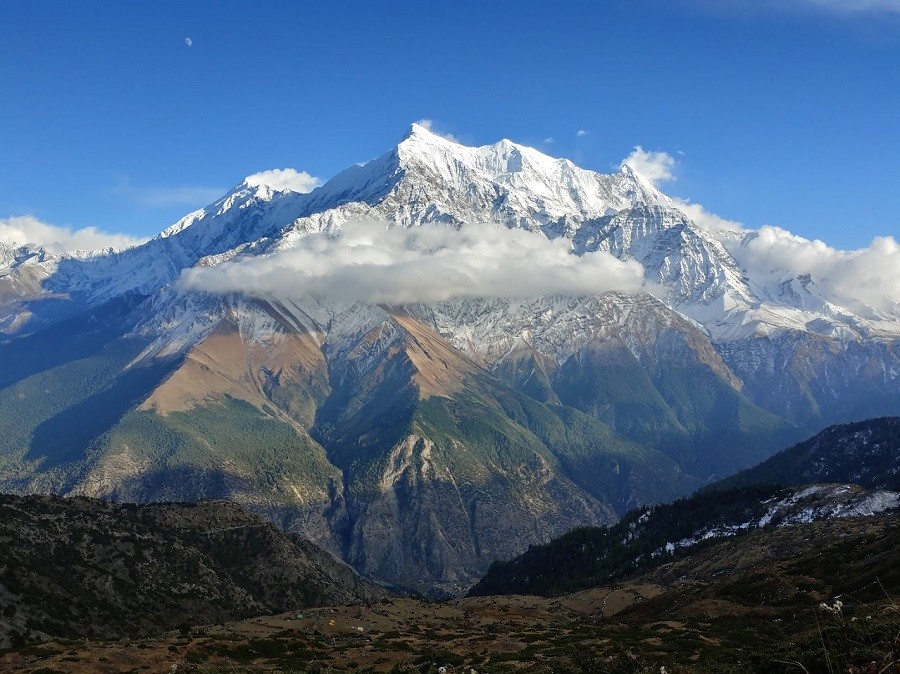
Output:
[
  {"xmin": 0, "ymin": 124, "xmax": 897, "ymax": 592},
  {"xmin": 0, "ymin": 494, "xmax": 382, "ymax": 647}
]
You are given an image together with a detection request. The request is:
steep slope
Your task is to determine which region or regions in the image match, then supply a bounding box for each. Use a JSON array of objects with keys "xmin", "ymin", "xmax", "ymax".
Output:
[
  {"xmin": 281, "ymin": 307, "xmax": 695, "ymax": 592},
  {"xmin": 0, "ymin": 296, "xmax": 696, "ymax": 592},
  {"xmin": 471, "ymin": 418, "xmax": 900, "ymax": 598},
  {"xmin": 469, "ymin": 482, "xmax": 899, "ymax": 597},
  {"xmin": 0, "ymin": 298, "xmax": 176, "ymax": 491},
  {"xmin": 417, "ymin": 294, "xmax": 798, "ymax": 476},
  {"xmin": 719, "ymin": 333, "xmax": 900, "ymax": 428},
  {"xmin": 0, "ymin": 494, "xmax": 381, "ymax": 648},
  {"xmin": 719, "ymin": 416, "xmax": 900, "ymax": 490},
  {"xmin": 0, "ymin": 124, "xmax": 897, "ymax": 593}
]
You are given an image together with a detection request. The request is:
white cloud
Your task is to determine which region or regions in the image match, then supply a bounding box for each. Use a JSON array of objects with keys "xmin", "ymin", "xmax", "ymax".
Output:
[
  {"xmin": 180, "ymin": 220, "xmax": 646, "ymax": 304},
  {"xmin": 676, "ymin": 201, "xmax": 900, "ymax": 314},
  {"xmin": 737, "ymin": 227, "xmax": 900, "ymax": 313},
  {"xmin": 620, "ymin": 147, "xmax": 677, "ymax": 186},
  {"xmin": 0, "ymin": 216, "xmax": 147, "ymax": 254},
  {"xmin": 543, "ymin": 137, "xmax": 556, "ymax": 144},
  {"xmin": 674, "ymin": 201, "xmax": 743, "ymax": 238},
  {"xmin": 413, "ymin": 119, "xmax": 460, "ymax": 143},
  {"xmin": 243, "ymin": 168, "xmax": 322, "ymax": 193},
  {"xmin": 576, "ymin": 129, "xmax": 590, "ymax": 137}
]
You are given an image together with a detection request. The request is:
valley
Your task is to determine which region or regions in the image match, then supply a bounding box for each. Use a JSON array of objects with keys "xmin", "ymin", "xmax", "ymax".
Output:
[
  {"xmin": 2, "ymin": 515, "xmax": 897, "ymax": 673},
  {"xmin": 0, "ymin": 420, "xmax": 898, "ymax": 672}
]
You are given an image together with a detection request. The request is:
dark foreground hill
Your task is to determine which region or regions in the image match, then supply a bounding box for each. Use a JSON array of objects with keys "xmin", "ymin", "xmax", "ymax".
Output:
[
  {"xmin": 718, "ymin": 416, "xmax": 900, "ymax": 491},
  {"xmin": 0, "ymin": 495, "xmax": 382, "ymax": 647},
  {"xmin": 469, "ymin": 419, "xmax": 900, "ymax": 598},
  {"xmin": 468, "ymin": 481, "xmax": 899, "ymax": 597},
  {"xmin": 2, "ymin": 515, "xmax": 898, "ymax": 673}
]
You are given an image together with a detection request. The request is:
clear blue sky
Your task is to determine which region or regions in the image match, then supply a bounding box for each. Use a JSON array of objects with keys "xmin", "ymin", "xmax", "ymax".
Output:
[{"xmin": 2, "ymin": 0, "xmax": 898, "ymax": 249}]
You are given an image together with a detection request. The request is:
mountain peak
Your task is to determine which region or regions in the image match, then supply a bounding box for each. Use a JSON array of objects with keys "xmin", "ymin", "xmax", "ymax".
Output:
[
  {"xmin": 619, "ymin": 161, "xmax": 654, "ymax": 187},
  {"xmin": 403, "ymin": 122, "xmax": 459, "ymax": 145},
  {"xmin": 397, "ymin": 124, "xmax": 568, "ymax": 182}
]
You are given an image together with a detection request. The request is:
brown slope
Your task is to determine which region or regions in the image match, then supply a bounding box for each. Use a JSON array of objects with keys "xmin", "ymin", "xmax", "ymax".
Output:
[
  {"xmin": 387, "ymin": 308, "xmax": 480, "ymax": 400},
  {"xmin": 141, "ymin": 313, "xmax": 328, "ymax": 429}
]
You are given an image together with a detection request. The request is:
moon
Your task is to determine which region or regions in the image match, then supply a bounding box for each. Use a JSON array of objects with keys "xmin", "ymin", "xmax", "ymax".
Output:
[{"xmin": 184, "ymin": 37, "xmax": 192, "ymax": 47}]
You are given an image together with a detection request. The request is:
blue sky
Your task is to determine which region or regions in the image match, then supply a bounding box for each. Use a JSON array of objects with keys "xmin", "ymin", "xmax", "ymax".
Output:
[{"xmin": 1, "ymin": 0, "xmax": 898, "ymax": 249}]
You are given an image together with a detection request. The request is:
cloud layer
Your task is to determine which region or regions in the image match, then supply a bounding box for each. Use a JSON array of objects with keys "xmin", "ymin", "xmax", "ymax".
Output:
[
  {"xmin": 677, "ymin": 201, "xmax": 900, "ymax": 314},
  {"xmin": 243, "ymin": 168, "xmax": 322, "ymax": 193},
  {"xmin": 180, "ymin": 221, "xmax": 646, "ymax": 304},
  {"xmin": 0, "ymin": 216, "xmax": 147, "ymax": 254},
  {"xmin": 738, "ymin": 227, "xmax": 900, "ymax": 313},
  {"xmin": 620, "ymin": 147, "xmax": 676, "ymax": 186}
]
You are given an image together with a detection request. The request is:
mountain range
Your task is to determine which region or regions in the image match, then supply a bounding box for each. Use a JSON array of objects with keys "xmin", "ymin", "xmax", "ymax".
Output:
[
  {"xmin": 1, "ymin": 124, "xmax": 898, "ymax": 592},
  {"xmin": 470, "ymin": 416, "xmax": 900, "ymax": 598}
]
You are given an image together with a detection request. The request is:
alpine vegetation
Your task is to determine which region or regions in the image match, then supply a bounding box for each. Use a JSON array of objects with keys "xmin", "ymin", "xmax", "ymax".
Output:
[{"xmin": 0, "ymin": 124, "xmax": 897, "ymax": 592}]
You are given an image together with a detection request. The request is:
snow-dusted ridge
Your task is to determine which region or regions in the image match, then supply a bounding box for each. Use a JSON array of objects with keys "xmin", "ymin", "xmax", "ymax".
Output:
[
  {"xmin": 172, "ymin": 123, "xmax": 899, "ymax": 344},
  {"xmin": 655, "ymin": 484, "xmax": 900, "ymax": 559},
  {"xmin": 2, "ymin": 122, "xmax": 899, "ymax": 356}
]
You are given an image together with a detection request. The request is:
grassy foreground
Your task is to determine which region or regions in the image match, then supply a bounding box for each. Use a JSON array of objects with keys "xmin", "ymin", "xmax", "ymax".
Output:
[{"xmin": 2, "ymin": 517, "xmax": 898, "ymax": 674}]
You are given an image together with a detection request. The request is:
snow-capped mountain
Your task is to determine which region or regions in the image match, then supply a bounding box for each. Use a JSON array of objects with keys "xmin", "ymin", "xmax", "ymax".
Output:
[
  {"xmin": 7, "ymin": 123, "xmax": 895, "ymax": 342},
  {"xmin": 0, "ymin": 124, "xmax": 897, "ymax": 592}
]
